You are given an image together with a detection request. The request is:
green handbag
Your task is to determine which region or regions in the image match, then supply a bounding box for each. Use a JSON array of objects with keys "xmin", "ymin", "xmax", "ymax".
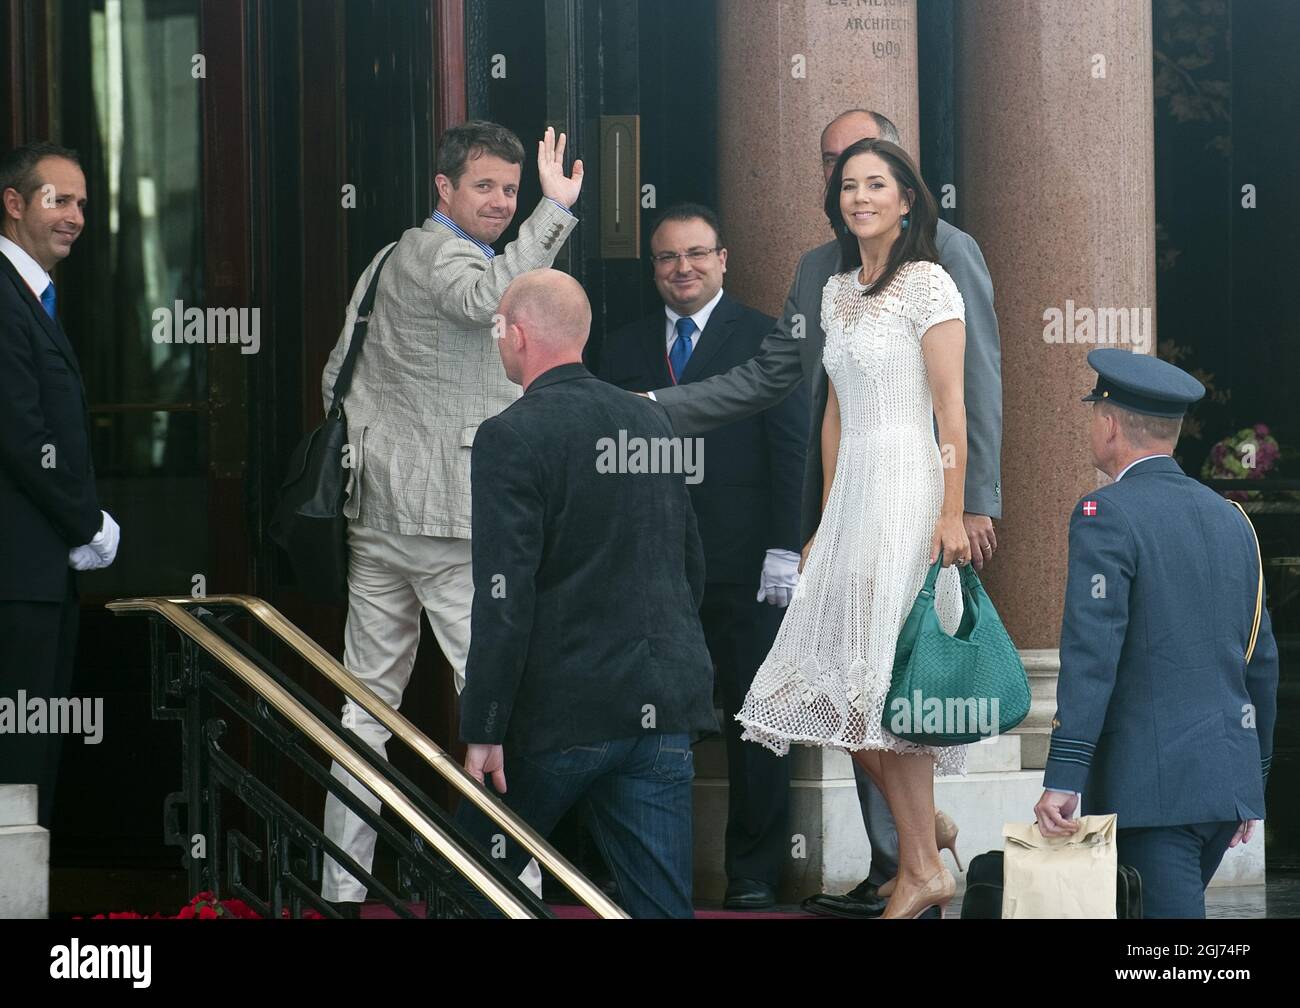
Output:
[{"xmin": 883, "ymin": 551, "xmax": 1030, "ymax": 747}]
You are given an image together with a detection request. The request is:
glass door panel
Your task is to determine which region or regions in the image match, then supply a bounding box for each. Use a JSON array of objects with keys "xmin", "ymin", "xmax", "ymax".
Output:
[{"xmin": 55, "ymin": 0, "xmax": 208, "ymax": 599}]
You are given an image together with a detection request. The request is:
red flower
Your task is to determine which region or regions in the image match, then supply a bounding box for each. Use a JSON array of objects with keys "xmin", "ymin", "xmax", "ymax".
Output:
[
  {"xmin": 90, "ymin": 890, "xmax": 327, "ymax": 919},
  {"xmin": 279, "ymin": 906, "xmax": 326, "ymax": 919}
]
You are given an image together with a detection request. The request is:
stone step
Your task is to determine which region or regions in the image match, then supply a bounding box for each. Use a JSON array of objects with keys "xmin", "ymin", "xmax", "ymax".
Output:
[
  {"xmin": 0, "ymin": 785, "xmax": 47, "ymax": 920},
  {"xmin": 693, "ymin": 761, "xmax": 1263, "ymax": 903},
  {"xmin": 0, "ymin": 783, "xmax": 37, "ymax": 828}
]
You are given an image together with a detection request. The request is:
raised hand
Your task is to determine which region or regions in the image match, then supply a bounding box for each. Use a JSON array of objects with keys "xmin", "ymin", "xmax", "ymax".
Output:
[{"xmin": 537, "ymin": 126, "xmax": 584, "ymax": 209}]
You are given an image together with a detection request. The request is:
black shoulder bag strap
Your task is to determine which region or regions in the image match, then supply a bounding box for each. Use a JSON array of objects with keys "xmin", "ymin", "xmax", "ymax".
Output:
[{"xmin": 327, "ymin": 243, "xmax": 398, "ymax": 416}]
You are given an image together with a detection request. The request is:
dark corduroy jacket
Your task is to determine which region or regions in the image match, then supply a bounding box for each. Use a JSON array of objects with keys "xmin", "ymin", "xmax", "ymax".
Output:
[{"xmin": 459, "ymin": 363, "xmax": 718, "ymax": 755}]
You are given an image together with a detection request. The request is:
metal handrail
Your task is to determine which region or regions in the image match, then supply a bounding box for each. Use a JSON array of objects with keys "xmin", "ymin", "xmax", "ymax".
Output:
[
  {"xmin": 108, "ymin": 594, "xmax": 627, "ymax": 919},
  {"xmin": 108, "ymin": 597, "xmax": 534, "ymax": 917}
]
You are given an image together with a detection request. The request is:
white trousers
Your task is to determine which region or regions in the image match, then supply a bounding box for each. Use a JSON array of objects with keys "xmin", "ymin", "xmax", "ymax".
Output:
[{"xmin": 322, "ymin": 523, "xmax": 472, "ymax": 903}]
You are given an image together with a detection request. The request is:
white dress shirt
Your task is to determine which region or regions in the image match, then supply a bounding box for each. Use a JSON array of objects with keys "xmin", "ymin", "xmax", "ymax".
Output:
[
  {"xmin": 0, "ymin": 234, "xmax": 53, "ymax": 299},
  {"xmin": 663, "ymin": 286, "xmax": 725, "ymax": 355}
]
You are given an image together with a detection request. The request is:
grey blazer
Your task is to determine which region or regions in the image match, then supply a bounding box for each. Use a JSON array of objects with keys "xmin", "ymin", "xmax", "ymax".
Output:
[
  {"xmin": 321, "ymin": 198, "xmax": 578, "ymax": 538},
  {"xmin": 653, "ymin": 219, "xmax": 1002, "ymax": 543}
]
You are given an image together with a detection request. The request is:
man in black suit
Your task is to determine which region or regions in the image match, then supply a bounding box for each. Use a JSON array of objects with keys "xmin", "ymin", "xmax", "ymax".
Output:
[
  {"xmin": 456, "ymin": 268, "xmax": 717, "ymax": 918},
  {"xmin": 0, "ymin": 142, "xmax": 119, "ymax": 827},
  {"xmin": 597, "ymin": 203, "xmax": 807, "ymax": 909}
]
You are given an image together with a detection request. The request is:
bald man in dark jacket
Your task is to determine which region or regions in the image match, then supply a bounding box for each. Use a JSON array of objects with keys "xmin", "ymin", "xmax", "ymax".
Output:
[{"xmin": 456, "ymin": 269, "xmax": 716, "ymax": 918}]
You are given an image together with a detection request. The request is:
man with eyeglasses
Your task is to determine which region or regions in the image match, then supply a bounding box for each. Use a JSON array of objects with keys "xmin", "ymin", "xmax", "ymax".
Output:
[{"xmin": 598, "ymin": 202, "xmax": 808, "ymax": 910}]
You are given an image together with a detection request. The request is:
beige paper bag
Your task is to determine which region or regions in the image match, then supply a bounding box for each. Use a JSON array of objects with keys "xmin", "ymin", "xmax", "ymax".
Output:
[{"xmin": 1001, "ymin": 815, "xmax": 1118, "ymax": 919}]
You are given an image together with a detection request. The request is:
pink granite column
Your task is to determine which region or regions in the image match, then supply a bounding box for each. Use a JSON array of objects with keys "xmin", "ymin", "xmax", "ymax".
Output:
[
  {"xmin": 955, "ymin": 0, "xmax": 1156, "ymax": 650},
  {"xmin": 715, "ymin": 0, "xmax": 920, "ymax": 317}
]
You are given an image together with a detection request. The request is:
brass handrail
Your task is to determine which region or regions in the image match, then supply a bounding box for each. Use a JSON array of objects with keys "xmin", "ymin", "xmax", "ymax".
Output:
[{"xmin": 108, "ymin": 594, "xmax": 627, "ymax": 919}]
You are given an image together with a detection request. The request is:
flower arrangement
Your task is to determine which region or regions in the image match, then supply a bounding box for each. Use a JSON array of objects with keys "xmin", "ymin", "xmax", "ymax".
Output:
[
  {"xmin": 1201, "ymin": 424, "xmax": 1281, "ymax": 500},
  {"xmin": 83, "ymin": 891, "xmax": 324, "ymax": 920}
]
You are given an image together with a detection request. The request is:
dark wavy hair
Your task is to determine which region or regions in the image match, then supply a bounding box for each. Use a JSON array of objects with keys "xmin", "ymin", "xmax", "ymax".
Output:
[
  {"xmin": 648, "ymin": 201, "xmax": 723, "ymax": 249},
  {"xmin": 434, "ymin": 120, "xmax": 525, "ymax": 186},
  {"xmin": 0, "ymin": 141, "xmax": 81, "ymax": 202},
  {"xmin": 823, "ymin": 138, "xmax": 939, "ymax": 297}
]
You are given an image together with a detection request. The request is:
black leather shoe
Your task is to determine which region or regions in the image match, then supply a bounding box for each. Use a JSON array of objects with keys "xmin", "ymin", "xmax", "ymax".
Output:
[
  {"xmin": 801, "ymin": 878, "xmax": 887, "ymax": 919},
  {"xmin": 724, "ymin": 878, "xmax": 777, "ymax": 910}
]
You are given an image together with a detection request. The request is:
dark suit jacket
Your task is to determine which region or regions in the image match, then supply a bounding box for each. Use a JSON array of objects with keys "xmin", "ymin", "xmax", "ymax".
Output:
[
  {"xmin": 459, "ymin": 363, "xmax": 718, "ymax": 756},
  {"xmin": 1045, "ymin": 456, "xmax": 1279, "ymax": 828},
  {"xmin": 0, "ymin": 252, "xmax": 99, "ymax": 602},
  {"xmin": 653, "ymin": 221, "xmax": 1002, "ymax": 543},
  {"xmin": 597, "ymin": 293, "xmax": 808, "ymax": 584}
]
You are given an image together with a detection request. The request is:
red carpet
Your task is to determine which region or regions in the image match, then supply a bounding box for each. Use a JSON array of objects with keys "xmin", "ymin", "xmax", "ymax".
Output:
[{"xmin": 358, "ymin": 901, "xmax": 818, "ymax": 919}]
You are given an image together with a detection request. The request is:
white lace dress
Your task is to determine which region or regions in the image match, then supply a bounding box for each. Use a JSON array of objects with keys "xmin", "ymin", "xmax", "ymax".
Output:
[{"xmin": 736, "ymin": 260, "xmax": 968, "ymax": 776}]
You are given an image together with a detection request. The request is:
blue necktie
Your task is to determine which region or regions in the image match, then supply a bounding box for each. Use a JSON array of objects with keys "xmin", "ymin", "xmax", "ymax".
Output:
[
  {"xmin": 40, "ymin": 282, "xmax": 56, "ymax": 320},
  {"xmin": 668, "ymin": 317, "xmax": 697, "ymax": 383}
]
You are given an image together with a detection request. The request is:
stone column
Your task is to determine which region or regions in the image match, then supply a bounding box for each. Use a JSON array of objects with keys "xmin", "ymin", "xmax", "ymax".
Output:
[
  {"xmin": 955, "ymin": 0, "xmax": 1156, "ymax": 647},
  {"xmin": 954, "ymin": 1, "xmax": 1155, "ymax": 765},
  {"xmin": 715, "ymin": 0, "xmax": 920, "ymax": 317}
]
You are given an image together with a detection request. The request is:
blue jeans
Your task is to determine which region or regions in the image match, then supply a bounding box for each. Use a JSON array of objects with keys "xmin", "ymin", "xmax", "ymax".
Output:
[{"xmin": 453, "ymin": 733, "xmax": 696, "ymax": 918}]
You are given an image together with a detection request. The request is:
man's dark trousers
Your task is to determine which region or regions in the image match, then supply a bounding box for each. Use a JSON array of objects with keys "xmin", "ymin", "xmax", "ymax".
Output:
[
  {"xmin": 701, "ymin": 583, "xmax": 791, "ymax": 887},
  {"xmin": 1117, "ymin": 822, "xmax": 1238, "ymax": 919},
  {"xmin": 854, "ymin": 765, "xmax": 899, "ymax": 884},
  {"xmin": 0, "ymin": 572, "xmax": 80, "ymax": 827},
  {"xmin": 454, "ymin": 733, "xmax": 697, "ymax": 919}
]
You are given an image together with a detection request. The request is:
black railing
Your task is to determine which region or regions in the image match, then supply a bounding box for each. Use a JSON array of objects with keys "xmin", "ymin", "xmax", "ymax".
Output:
[{"xmin": 111, "ymin": 596, "xmax": 625, "ymax": 918}]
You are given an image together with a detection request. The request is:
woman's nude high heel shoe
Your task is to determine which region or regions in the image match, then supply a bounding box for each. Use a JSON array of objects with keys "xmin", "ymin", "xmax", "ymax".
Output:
[
  {"xmin": 885, "ymin": 868, "xmax": 956, "ymax": 919},
  {"xmin": 876, "ymin": 810, "xmax": 962, "ymax": 899}
]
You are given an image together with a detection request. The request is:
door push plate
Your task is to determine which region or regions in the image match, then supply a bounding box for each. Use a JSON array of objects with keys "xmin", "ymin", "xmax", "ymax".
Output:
[{"xmin": 599, "ymin": 115, "xmax": 640, "ymax": 259}]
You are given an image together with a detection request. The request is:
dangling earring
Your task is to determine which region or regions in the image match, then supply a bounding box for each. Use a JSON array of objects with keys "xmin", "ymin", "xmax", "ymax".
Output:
[{"xmin": 900, "ymin": 215, "xmax": 911, "ymax": 231}]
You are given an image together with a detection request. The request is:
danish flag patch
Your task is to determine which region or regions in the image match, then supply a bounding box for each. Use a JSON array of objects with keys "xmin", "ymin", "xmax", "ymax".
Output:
[{"xmin": 1082, "ymin": 500, "xmax": 1098, "ymax": 517}]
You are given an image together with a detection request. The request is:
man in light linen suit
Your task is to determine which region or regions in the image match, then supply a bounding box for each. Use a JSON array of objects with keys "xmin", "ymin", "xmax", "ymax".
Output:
[
  {"xmin": 649, "ymin": 109, "xmax": 1003, "ymax": 918},
  {"xmin": 317, "ymin": 121, "xmax": 583, "ymax": 912}
]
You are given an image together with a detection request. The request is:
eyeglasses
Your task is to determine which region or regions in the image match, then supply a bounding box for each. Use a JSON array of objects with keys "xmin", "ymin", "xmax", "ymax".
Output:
[{"xmin": 650, "ymin": 247, "xmax": 721, "ymax": 267}]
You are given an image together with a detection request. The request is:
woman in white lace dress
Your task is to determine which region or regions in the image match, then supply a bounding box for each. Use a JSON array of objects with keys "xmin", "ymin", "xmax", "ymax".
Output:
[{"xmin": 736, "ymin": 139, "xmax": 971, "ymax": 918}]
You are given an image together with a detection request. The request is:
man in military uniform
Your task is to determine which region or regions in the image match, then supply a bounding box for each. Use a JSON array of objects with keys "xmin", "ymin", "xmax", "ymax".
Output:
[{"xmin": 1035, "ymin": 348, "xmax": 1279, "ymax": 919}]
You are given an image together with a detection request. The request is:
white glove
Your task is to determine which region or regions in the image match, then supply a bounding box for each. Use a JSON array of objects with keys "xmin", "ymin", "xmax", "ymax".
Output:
[
  {"xmin": 68, "ymin": 544, "xmax": 108, "ymax": 571},
  {"xmin": 756, "ymin": 548, "xmax": 800, "ymax": 607},
  {"xmin": 89, "ymin": 510, "xmax": 121, "ymax": 567}
]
